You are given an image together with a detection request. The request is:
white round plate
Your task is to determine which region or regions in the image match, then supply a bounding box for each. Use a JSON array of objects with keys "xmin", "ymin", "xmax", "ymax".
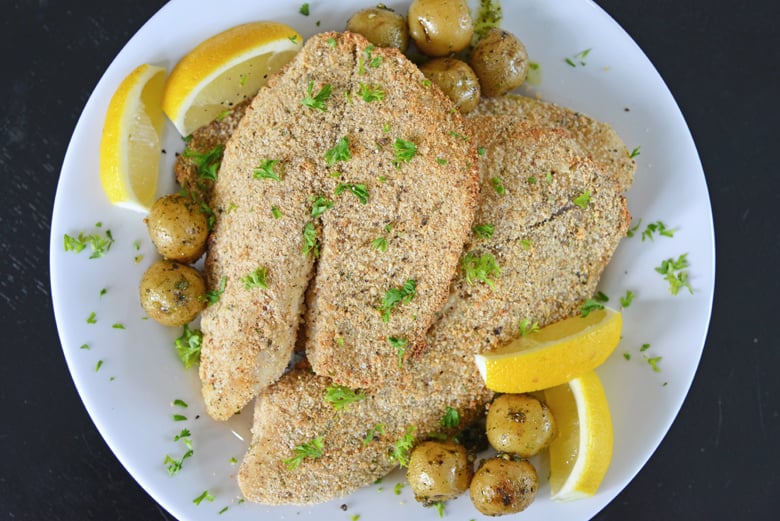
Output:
[{"xmin": 50, "ymin": 1, "xmax": 714, "ymax": 519}]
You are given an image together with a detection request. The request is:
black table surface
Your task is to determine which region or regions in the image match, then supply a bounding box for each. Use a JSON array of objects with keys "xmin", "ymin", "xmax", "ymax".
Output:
[{"xmin": 2, "ymin": 1, "xmax": 778, "ymax": 519}]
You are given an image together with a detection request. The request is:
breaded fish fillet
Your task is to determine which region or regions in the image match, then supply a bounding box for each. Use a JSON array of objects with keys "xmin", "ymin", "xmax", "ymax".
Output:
[
  {"xmin": 199, "ymin": 32, "xmax": 478, "ymax": 420},
  {"xmin": 237, "ymin": 120, "xmax": 630, "ymax": 504},
  {"xmin": 472, "ymin": 94, "xmax": 636, "ymax": 191}
]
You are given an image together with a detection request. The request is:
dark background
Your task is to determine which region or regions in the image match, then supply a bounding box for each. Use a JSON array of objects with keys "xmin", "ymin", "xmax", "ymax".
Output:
[{"xmin": 2, "ymin": 0, "xmax": 778, "ymax": 519}]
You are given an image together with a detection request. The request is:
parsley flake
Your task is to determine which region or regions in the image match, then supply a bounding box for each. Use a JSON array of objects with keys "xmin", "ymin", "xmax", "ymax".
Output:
[
  {"xmin": 379, "ymin": 279, "xmax": 417, "ymax": 322},
  {"xmin": 358, "ymin": 82, "xmax": 386, "ymax": 102},
  {"xmin": 175, "ymin": 324, "xmax": 202, "ymax": 368},
  {"xmin": 335, "ymin": 183, "xmax": 369, "ymax": 204},
  {"xmin": 642, "ymin": 221, "xmax": 675, "ymax": 241},
  {"xmin": 566, "ymin": 48, "xmax": 592, "ymax": 67},
  {"xmin": 461, "ymin": 252, "xmax": 501, "ymax": 289},
  {"xmin": 644, "ymin": 355, "xmax": 663, "ymax": 372},
  {"xmin": 254, "ymin": 159, "xmax": 282, "ymax": 181},
  {"xmin": 173, "ymin": 399, "xmax": 188, "ymax": 408},
  {"xmin": 573, "ymin": 190, "xmax": 592, "ymax": 209},
  {"xmin": 86, "ymin": 312, "xmax": 97, "ymax": 324},
  {"xmin": 433, "ymin": 501, "xmax": 445, "ymax": 518},
  {"xmin": 580, "ymin": 291, "xmax": 609, "ymax": 317},
  {"xmin": 299, "ymin": 3, "xmax": 309, "ymax": 15},
  {"xmin": 164, "ymin": 450, "xmax": 193, "ymax": 476},
  {"xmin": 204, "ymin": 276, "xmax": 226, "ymax": 305},
  {"xmin": 193, "ymin": 490, "xmax": 215, "ymax": 506},
  {"xmin": 519, "ymin": 318, "xmax": 540, "ymax": 336},
  {"xmin": 183, "ymin": 144, "xmax": 223, "ymax": 181},
  {"xmin": 629, "ymin": 146, "xmax": 641, "ymax": 159},
  {"xmin": 302, "ymin": 221, "xmax": 320, "ymax": 257},
  {"xmin": 371, "ymin": 236, "xmax": 388, "ymax": 252},
  {"xmin": 655, "ymin": 254, "xmax": 693, "ymax": 295},
  {"xmin": 362, "ymin": 423, "xmax": 386, "ymax": 446},
  {"xmin": 324, "ymin": 384, "xmax": 366, "ymax": 411},
  {"xmin": 324, "ymin": 137, "xmax": 351, "ymax": 166},
  {"xmin": 301, "ymin": 81, "xmax": 332, "ymax": 111},
  {"xmin": 111, "ymin": 322, "xmax": 125, "ymax": 330},
  {"xmin": 440, "ymin": 407, "xmax": 460, "ymax": 428},
  {"xmin": 393, "ymin": 138, "xmax": 417, "ymax": 167},
  {"xmin": 64, "ymin": 229, "xmax": 115, "ymax": 259},
  {"xmin": 388, "ymin": 336, "xmax": 408, "ymax": 368},
  {"xmin": 490, "ymin": 177, "xmax": 505, "ymax": 195},
  {"xmin": 626, "ymin": 218, "xmax": 642, "ymax": 238},
  {"xmin": 326, "ymin": 37, "xmax": 337, "ymax": 47},
  {"xmin": 271, "ymin": 205, "xmax": 283, "ymax": 219},
  {"xmin": 95, "ymin": 360, "xmax": 103, "ymax": 372},
  {"xmin": 284, "ymin": 435, "xmax": 324, "ymax": 469},
  {"xmin": 310, "ymin": 195, "xmax": 333, "ymax": 218},
  {"xmin": 620, "ymin": 289, "xmax": 635, "ymax": 308},
  {"xmin": 242, "ymin": 266, "xmax": 269, "ymax": 289},
  {"xmin": 473, "ymin": 223, "xmax": 494, "ymax": 239},
  {"xmin": 389, "ymin": 426, "xmax": 416, "ymax": 467}
]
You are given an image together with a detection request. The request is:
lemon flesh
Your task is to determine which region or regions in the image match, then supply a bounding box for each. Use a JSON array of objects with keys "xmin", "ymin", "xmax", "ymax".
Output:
[
  {"xmin": 474, "ymin": 307, "xmax": 622, "ymax": 393},
  {"xmin": 162, "ymin": 21, "xmax": 302, "ymax": 136},
  {"xmin": 544, "ymin": 371, "xmax": 613, "ymax": 501},
  {"xmin": 99, "ymin": 63, "xmax": 166, "ymax": 212}
]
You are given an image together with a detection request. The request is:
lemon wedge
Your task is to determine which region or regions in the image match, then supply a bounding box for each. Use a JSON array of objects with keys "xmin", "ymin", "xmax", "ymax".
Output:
[
  {"xmin": 474, "ymin": 307, "xmax": 622, "ymax": 393},
  {"xmin": 99, "ymin": 63, "xmax": 166, "ymax": 212},
  {"xmin": 544, "ymin": 371, "xmax": 613, "ymax": 501},
  {"xmin": 161, "ymin": 21, "xmax": 303, "ymax": 137}
]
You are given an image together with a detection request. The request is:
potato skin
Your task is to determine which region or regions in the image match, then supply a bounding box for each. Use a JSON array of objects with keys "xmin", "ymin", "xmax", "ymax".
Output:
[
  {"xmin": 346, "ymin": 7, "xmax": 409, "ymax": 51},
  {"xmin": 486, "ymin": 394, "xmax": 557, "ymax": 458},
  {"xmin": 469, "ymin": 28, "xmax": 529, "ymax": 97},
  {"xmin": 146, "ymin": 193, "xmax": 209, "ymax": 264},
  {"xmin": 139, "ymin": 260, "xmax": 206, "ymax": 326},
  {"xmin": 406, "ymin": 440, "xmax": 473, "ymax": 504},
  {"xmin": 408, "ymin": 0, "xmax": 473, "ymax": 56},
  {"xmin": 419, "ymin": 58, "xmax": 481, "ymax": 113},
  {"xmin": 469, "ymin": 457, "xmax": 539, "ymax": 516}
]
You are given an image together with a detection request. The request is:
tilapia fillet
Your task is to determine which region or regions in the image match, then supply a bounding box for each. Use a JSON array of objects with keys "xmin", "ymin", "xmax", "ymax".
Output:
[
  {"xmin": 199, "ymin": 32, "xmax": 478, "ymax": 420},
  {"xmin": 237, "ymin": 121, "xmax": 630, "ymax": 504}
]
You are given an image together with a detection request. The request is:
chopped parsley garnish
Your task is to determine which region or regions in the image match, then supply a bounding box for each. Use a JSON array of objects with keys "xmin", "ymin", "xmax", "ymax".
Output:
[
  {"xmin": 204, "ymin": 276, "xmax": 226, "ymax": 305},
  {"xmin": 64, "ymin": 229, "xmax": 115, "ymax": 259},
  {"xmin": 310, "ymin": 196, "xmax": 333, "ymax": 218},
  {"xmin": 172, "ymin": 414, "xmax": 187, "ymax": 422},
  {"xmin": 473, "ymin": 223, "xmax": 494, "ymax": 239},
  {"xmin": 449, "ymin": 130, "xmax": 469, "ymax": 141},
  {"xmin": 254, "ymin": 159, "xmax": 282, "ymax": 181},
  {"xmin": 86, "ymin": 312, "xmax": 97, "ymax": 324},
  {"xmin": 271, "ymin": 205, "xmax": 283, "ymax": 219},
  {"xmin": 358, "ymin": 83, "xmax": 386, "ymax": 102},
  {"xmin": 175, "ymin": 324, "xmax": 202, "ymax": 368},
  {"xmin": 183, "ymin": 144, "xmax": 224, "ymax": 181},
  {"xmin": 644, "ymin": 355, "xmax": 663, "ymax": 372},
  {"xmin": 324, "ymin": 384, "xmax": 366, "ymax": 411},
  {"xmin": 173, "ymin": 399, "xmax": 188, "ymax": 408},
  {"xmin": 642, "ymin": 220, "xmax": 675, "ymax": 241},
  {"xmin": 394, "ymin": 482, "xmax": 405, "ymax": 495},
  {"xmin": 199, "ymin": 202, "xmax": 216, "ymax": 231},
  {"xmin": 164, "ymin": 450, "xmax": 193, "ymax": 476},
  {"xmin": 371, "ymin": 236, "xmax": 388, "ymax": 252},
  {"xmin": 477, "ymin": 146, "xmax": 486, "ymax": 156},
  {"xmin": 655, "ymin": 254, "xmax": 693, "ymax": 295},
  {"xmin": 302, "ymin": 221, "xmax": 320, "ymax": 257},
  {"xmin": 362, "ymin": 423, "xmax": 386, "ymax": 446},
  {"xmin": 440, "ymin": 407, "xmax": 460, "ymax": 428},
  {"xmin": 288, "ymin": 35, "xmax": 299, "ymax": 44},
  {"xmin": 623, "ymin": 352, "xmax": 631, "ymax": 361},
  {"xmin": 580, "ymin": 291, "xmax": 609, "ymax": 317},
  {"xmin": 473, "ymin": 0, "xmax": 503, "ymax": 43},
  {"xmin": 393, "ymin": 138, "xmax": 417, "ymax": 166},
  {"xmin": 358, "ymin": 45, "xmax": 383, "ymax": 74},
  {"xmin": 299, "ymin": 3, "xmax": 309, "ymax": 15},
  {"xmin": 433, "ymin": 501, "xmax": 445, "ymax": 518},
  {"xmin": 573, "ymin": 190, "xmax": 592, "ymax": 209},
  {"xmin": 640, "ymin": 343, "xmax": 651, "ymax": 352},
  {"xmin": 218, "ymin": 506, "xmax": 229, "ymax": 515},
  {"xmin": 519, "ymin": 317, "xmax": 540, "ymax": 336},
  {"xmin": 520, "ymin": 239, "xmax": 532, "ymax": 250},
  {"xmin": 379, "ymin": 279, "xmax": 417, "ymax": 322},
  {"xmin": 284, "ymin": 435, "xmax": 324, "ymax": 469},
  {"xmin": 80, "ymin": 343, "xmax": 90, "ymax": 350},
  {"xmin": 335, "ymin": 183, "xmax": 369, "ymax": 204},
  {"xmin": 326, "ymin": 37, "xmax": 337, "ymax": 47},
  {"xmin": 388, "ymin": 336, "xmax": 408, "ymax": 368},
  {"xmin": 389, "ymin": 426, "xmax": 416, "ymax": 467},
  {"xmin": 215, "ymin": 109, "xmax": 231, "ymax": 121},
  {"xmin": 111, "ymin": 322, "xmax": 125, "ymax": 330},
  {"xmin": 626, "ymin": 218, "xmax": 642, "ymax": 238},
  {"xmin": 566, "ymin": 48, "xmax": 592, "ymax": 67},
  {"xmin": 629, "ymin": 146, "xmax": 641, "ymax": 159},
  {"xmin": 132, "ymin": 240, "xmax": 140, "ymax": 251},
  {"xmin": 620, "ymin": 289, "xmax": 635, "ymax": 308},
  {"xmin": 95, "ymin": 360, "xmax": 103, "ymax": 372},
  {"xmin": 242, "ymin": 266, "xmax": 269, "ymax": 289},
  {"xmin": 301, "ymin": 81, "xmax": 332, "ymax": 111},
  {"xmin": 461, "ymin": 252, "xmax": 501, "ymax": 289},
  {"xmin": 421, "ymin": 78, "xmax": 432, "ymax": 87},
  {"xmin": 325, "ymin": 136, "xmax": 351, "ymax": 166},
  {"xmin": 193, "ymin": 490, "xmax": 215, "ymax": 506},
  {"xmin": 490, "ymin": 177, "xmax": 505, "ymax": 195},
  {"xmin": 436, "ymin": 157, "xmax": 447, "ymax": 165}
]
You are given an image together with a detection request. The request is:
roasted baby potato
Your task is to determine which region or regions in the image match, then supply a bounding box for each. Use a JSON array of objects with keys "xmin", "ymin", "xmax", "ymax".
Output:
[
  {"xmin": 419, "ymin": 57, "xmax": 481, "ymax": 113},
  {"xmin": 139, "ymin": 260, "xmax": 206, "ymax": 326},
  {"xmin": 146, "ymin": 193, "xmax": 209, "ymax": 263},
  {"xmin": 469, "ymin": 456, "xmax": 539, "ymax": 516},
  {"xmin": 346, "ymin": 6, "xmax": 409, "ymax": 51},
  {"xmin": 486, "ymin": 393, "xmax": 557, "ymax": 458},
  {"xmin": 408, "ymin": 0, "xmax": 473, "ymax": 56},
  {"xmin": 469, "ymin": 28, "xmax": 529, "ymax": 97},
  {"xmin": 406, "ymin": 440, "xmax": 473, "ymax": 504}
]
